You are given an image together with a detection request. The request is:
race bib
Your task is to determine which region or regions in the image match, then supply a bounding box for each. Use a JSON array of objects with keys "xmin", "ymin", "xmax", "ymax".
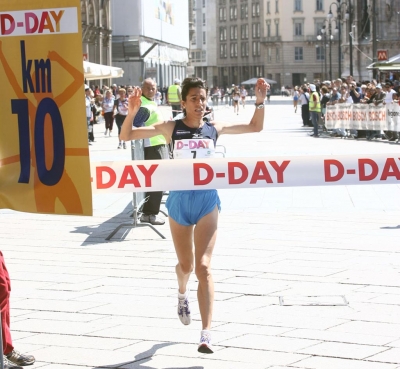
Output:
[{"xmin": 173, "ymin": 139, "xmax": 215, "ymax": 159}]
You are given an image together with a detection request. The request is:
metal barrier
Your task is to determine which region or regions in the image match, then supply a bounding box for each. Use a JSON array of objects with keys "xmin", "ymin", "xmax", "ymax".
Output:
[{"xmin": 106, "ymin": 139, "xmax": 166, "ymax": 240}]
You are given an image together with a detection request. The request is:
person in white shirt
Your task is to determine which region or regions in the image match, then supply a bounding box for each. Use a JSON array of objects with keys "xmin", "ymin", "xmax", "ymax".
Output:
[
  {"xmin": 102, "ymin": 90, "xmax": 115, "ymax": 136},
  {"xmin": 384, "ymin": 82, "xmax": 396, "ymax": 104},
  {"xmin": 240, "ymin": 86, "xmax": 248, "ymax": 108}
]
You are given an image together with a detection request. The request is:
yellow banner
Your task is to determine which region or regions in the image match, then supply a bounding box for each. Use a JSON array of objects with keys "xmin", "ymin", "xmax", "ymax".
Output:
[{"xmin": 0, "ymin": 0, "xmax": 92, "ymax": 216}]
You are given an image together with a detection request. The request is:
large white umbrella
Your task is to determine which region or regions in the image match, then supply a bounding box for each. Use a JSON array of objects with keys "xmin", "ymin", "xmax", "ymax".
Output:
[
  {"xmin": 83, "ymin": 61, "xmax": 124, "ymax": 80},
  {"xmin": 240, "ymin": 77, "xmax": 277, "ymax": 85}
]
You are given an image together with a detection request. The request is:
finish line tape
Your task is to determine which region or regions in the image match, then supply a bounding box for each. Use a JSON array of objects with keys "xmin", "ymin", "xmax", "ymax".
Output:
[{"xmin": 91, "ymin": 154, "xmax": 400, "ymax": 194}]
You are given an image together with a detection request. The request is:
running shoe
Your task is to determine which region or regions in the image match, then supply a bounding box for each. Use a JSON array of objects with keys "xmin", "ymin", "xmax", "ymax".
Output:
[
  {"xmin": 6, "ymin": 349, "xmax": 35, "ymax": 366},
  {"xmin": 198, "ymin": 330, "xmax": 213, "ymax": 354},
  {"xmin": 177, "ymin": 290, "xmax": 191, "ymax": 325}
]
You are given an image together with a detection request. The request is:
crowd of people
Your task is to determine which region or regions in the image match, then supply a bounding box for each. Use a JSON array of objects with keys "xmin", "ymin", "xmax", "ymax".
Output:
[{"xmin": 293, "ymin": 76, "xmax": 399, "ymax": 139}]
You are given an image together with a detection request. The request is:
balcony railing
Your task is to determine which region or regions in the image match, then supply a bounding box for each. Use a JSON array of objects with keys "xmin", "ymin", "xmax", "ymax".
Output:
[{"xmin": 261, "ymin": 36, "xmax": 281, "ymax": 43}]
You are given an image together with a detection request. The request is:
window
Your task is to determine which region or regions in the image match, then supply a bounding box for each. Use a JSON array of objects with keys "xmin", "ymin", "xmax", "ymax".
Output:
[
  {"xmin": 230, "ymin": 6, "xmax": 237, "ymax": 20},
  {"xmin": 276, "ymin": 48, "xmax": 280, "ymax": 62},
  {"xmin": 267, "ymin": 47, "xmax": 272, "ymax": 62},
  {"xmin": 275, "ymin": 0, "xmax": 279, "ymax": 13},
  {"xmin": 252, "ymin": 41, "xmax": 260, "ymax": 56},
  {"xmin": 230, "ymin": 25, "xmax": 238, "ymax": 40},
  {"xmin": 219, "ymin": 27, "xmax": 227, "ymax": 41},
  {"xmin": 252, "ymin": 3, "xmax": 260, "ymax": 17},
  {"xmin": 295, "ymin": 46, "xmax": 303, "ymax": 60},
  {"xmin": 230, "ymin": 43, "xmax": 238, "ymax": 58},
  {"xmin": 267, "ymin": 1, "xmax": 270, "ymax": 14},
  {"xmin": 241, "ymin": 42, "xmax": 249, "ymax": 57},
  {"xmin": 240, "ymin": 4, "xmax": 248, "ymax": 19},
  {"xmin": 294, "ymin": 0, "xmax": 302, "ymax": 12},
  {"xmin": 203, "ymin": 31, "xmax": 206, "ymax": 44},
  {"xmin": 252, "ymin": 23, "xmax": 260, "ymax": 38},
  {"xmin": 315, "ymin": 21, "xmax": 325, "ymax": 35},
  {"xmin": 220, "ymin": 43, "xmax": 227, "ymax": 58},
  {"xmin": 316, "ymin": 45, "xmax": 325, "ymax": 60},
  {"xmin": 202, "ymin": 0, "xmax": 205, "ymax": 7},
  {"xmin": 294, "ymin": 21, "xmax": 303, "ymax": 36},
  {"xmin": 275, "ymin": 20, "xmax": 279, "ymax": 36},
  {"xmin": 241, "ymin": 24, "xmax": 249, "ymax": 39},
  {"xmin": 316, "ymin": 0, "xmax": 323, "ymax": 11},
  {"xmin": 202, "ymin": 13, "xmax": 206, "ymax": 26},
  {"xmin": 219, "ymin": 7, "xmax": 226, "ymax": 21},
  {"xmin": 192, "ymin": 34, "xmax": 196, "ymax": 44},
  {"xmin": 266, "ymin": 21, "xmax": 271, "ymax": 37}
]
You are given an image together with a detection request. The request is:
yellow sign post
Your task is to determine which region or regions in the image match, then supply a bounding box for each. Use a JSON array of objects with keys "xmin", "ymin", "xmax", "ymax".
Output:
[{"xmin": 0, "ymin": 0, "xmax": 92, "ymax": 216}]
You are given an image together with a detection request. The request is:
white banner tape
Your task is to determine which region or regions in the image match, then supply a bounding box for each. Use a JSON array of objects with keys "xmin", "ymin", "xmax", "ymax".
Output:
[
  {"xmin": 91, "ymin": 154, "xmax": 400, "ymax": 194},
  {"xmin": 325, "ymin": 103, "xmax": 400, "ymax": 131}
]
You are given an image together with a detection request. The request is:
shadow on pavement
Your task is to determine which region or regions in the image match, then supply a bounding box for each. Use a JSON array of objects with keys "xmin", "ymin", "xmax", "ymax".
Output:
[
  {"xmin": 381, "ymin": 225, "xmax": 400, "ymax": 229},
  {"xmin": 70, "ymin": 202, "xmax": 151, "ymax": 245},
  {"xmin": 91, "ymin": 342, "xmax": 204, "ymax": 369}
]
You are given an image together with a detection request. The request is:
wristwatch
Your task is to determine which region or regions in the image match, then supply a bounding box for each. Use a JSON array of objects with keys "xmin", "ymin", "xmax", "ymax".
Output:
[{"xmin": 255, "ymin": 102, "xmax": 265, "ymax": 109}]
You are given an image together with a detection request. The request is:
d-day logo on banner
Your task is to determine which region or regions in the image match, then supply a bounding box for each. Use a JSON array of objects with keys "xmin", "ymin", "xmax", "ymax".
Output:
[
  {"xmin": 0, "ymin": 0, "xmax": 92, "ymax": 216},
  {"xmin": 0, "ymin": 8, "xmax": 78, "ymax": 36}
]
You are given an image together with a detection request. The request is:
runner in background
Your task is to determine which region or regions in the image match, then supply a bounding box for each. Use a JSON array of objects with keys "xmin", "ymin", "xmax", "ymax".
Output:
[{"xmin": 120, "ymin": 77, "xmax": 268, "ymax": 355}]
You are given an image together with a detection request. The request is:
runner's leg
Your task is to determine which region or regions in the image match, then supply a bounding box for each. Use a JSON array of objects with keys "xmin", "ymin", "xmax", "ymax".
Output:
[
  {"xmin": 193, "ymin": 206, "xmax": 218, "ymax": 330},
  {"xmin": 169, "ymin": 218, "xmax": 194, "ymax": 294}
]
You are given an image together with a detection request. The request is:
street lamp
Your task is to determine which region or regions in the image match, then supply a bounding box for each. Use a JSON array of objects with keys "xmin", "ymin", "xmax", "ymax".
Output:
[
  {"xmin": 316, "ymin": 33, "xmax": 326, "ymax": 80},
  {"xmin": 327, "ymin": 0, "xmax": 353, "ymax": 78},
  {"xmin": 321, "ymin": 22, "xmax": 338, "ymax": 81}
]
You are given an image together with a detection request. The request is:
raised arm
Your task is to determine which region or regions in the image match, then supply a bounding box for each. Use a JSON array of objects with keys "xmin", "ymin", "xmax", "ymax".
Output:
[
  {"xmin": 214, "ymin": 78, "xmax": 268, "ymax": 135},
  {"xmin": 120, "ymin": 87, "xmax": 175, "ymax": 142}
]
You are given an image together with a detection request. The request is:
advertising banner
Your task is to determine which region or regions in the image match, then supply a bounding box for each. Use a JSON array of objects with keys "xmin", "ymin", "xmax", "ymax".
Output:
[
  {"xmin": 0, "ymin": 0, "xmax": 92, "ymax": 216},
  {"xmin": 91, "ymin": 154, "xmax": 400, "ymax": 194},
  {"xmin": 325, "ymin": 103, "xmax": 400, "ymax": 131}
]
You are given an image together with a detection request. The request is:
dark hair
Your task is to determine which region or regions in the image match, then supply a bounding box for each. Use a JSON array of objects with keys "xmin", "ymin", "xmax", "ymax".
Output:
[{"xmin": 181, "ymin": 77, "xmax": 208, "ymax": 101}]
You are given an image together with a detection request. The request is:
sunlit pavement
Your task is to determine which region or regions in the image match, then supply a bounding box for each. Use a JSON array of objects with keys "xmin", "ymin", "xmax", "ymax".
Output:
[{"xmin": 1, "ymin": 98, "xmax": 400, "ymax": 368}]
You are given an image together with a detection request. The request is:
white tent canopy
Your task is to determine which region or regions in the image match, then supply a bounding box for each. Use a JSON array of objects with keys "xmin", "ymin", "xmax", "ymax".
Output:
[
  {"xmin": 241, "ymin": 77, "xmax": 277, "ymax": 85},
  {"xmin": 83, "ymin": 61, "xmax": 124, "ymax": 81}
]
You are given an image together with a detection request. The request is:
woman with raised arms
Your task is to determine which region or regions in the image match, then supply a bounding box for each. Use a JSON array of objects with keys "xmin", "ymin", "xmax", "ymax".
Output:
[{"xmin": 120, "ymin": 77, "xmax": 268, "ymax": 354}]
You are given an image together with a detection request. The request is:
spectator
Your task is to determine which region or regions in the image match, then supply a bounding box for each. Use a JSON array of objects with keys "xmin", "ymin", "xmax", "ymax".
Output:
[
  {"xmin": 384, "ymin": 82, "xmax": 396, "ymax": 104},
  {"xmin": 293, "ymin": 86, "xmax": 299, "ymax": 113},
  {"xmin": 308, "ymin": 84, "xmax": 321, "ymax": 137},
  {"xmin": 102, "ymin": 89, "xmax": 115, "ymax": 137},
  {"xmin": 1, "ymin": 251, "xmax": 36, "ymax": 369},
  {"xmin": 133, "ymin": 78, "xmax": 168, "ymax": 226},
  {"xmin": 167, "ymin": 79, "xmax": 182, "ymax": 118},
  {"xmin": 281, "ymin": 85, "xmax": 286, "ymax": 96},
  {"xmin": 299, "ymin": 86, "xmax": 311, "ymax": 127},
  {"xmin": 349, "ymin": 82, "xmax": 362, "ymax": 103}
]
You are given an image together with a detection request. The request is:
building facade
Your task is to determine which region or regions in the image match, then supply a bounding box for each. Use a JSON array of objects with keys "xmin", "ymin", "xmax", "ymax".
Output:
[
  {"xmin": 81, "ymin": 0, "xmax": 112, "ymax": 66},
  {"xmin": 216, "ymin": 0, "xmax": 266, "ymax": 89},
  {"xmin": 350, "ymin": 0, "xmax": 400, "ymax": 81},
  {"xmin": 111, "ymin": 0, "xmax": 189, "ymax": 88},
  {"xmin": 190, "ymin": 0, "xmax": 218, "ymax": 88}
]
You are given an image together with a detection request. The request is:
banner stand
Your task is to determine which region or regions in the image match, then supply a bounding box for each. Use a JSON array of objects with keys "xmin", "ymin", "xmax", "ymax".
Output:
[{"xmin": 105, "ymin": 140, "xmax": 166, "ymax": 241}]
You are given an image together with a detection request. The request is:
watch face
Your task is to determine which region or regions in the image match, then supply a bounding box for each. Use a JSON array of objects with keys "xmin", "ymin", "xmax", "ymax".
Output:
[{"xmin": 256, "ymin": 104, "xmax": 264, "ymax": 109}]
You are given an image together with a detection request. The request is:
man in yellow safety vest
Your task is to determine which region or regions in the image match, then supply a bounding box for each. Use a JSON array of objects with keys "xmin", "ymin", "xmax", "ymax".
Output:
[
  {"xmin": 309, "ymin": 83, "xmax": 321, "ymax": 138},
  {"xmin": 167, "ymin": 78, "xmax": 182, "ymax": 118}
]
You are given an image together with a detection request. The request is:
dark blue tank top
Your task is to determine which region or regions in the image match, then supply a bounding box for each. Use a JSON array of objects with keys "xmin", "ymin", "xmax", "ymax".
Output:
[{"xmin": 171, "ymin": 119, "xmax": 218, "ymax": 151}]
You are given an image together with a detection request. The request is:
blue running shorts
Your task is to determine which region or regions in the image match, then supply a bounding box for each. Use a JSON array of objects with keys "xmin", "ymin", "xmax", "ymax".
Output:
[{"xmin": 166, "ymin": 190, "xmax": 221, "ymax": 226}]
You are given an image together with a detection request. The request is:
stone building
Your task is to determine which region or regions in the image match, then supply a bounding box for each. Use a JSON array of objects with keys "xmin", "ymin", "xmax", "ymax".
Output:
[
  {"xmin": 110, "ymin": 0, "xmax": 189, "ymax": 88},
  {"xmin": 81, "ymin": 0, "xmax": 112, "ymax": 66}
]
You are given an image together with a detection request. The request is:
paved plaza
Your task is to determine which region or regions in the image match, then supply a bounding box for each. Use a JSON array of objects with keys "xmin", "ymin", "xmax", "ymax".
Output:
[{"xmin": 1, "ymin": 97, "xmax": 400, "ymax": 368}]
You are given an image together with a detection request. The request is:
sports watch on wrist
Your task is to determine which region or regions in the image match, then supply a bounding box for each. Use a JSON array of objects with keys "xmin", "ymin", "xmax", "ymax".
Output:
[{"xmin": 255, "ymin": 102, "xmax": 265, "ymax": 109}]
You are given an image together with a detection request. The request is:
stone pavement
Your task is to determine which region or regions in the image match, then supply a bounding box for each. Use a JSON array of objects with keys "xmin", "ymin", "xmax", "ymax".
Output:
[{"xmin": 1, "ymin": 97, "xmax": 400, "ymax": 369}]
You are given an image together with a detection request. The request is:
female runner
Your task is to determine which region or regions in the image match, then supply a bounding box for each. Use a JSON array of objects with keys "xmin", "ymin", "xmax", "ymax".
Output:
[{"xmin": 121, "ymin": 77, "xmax": 268, "ymax": 353}]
